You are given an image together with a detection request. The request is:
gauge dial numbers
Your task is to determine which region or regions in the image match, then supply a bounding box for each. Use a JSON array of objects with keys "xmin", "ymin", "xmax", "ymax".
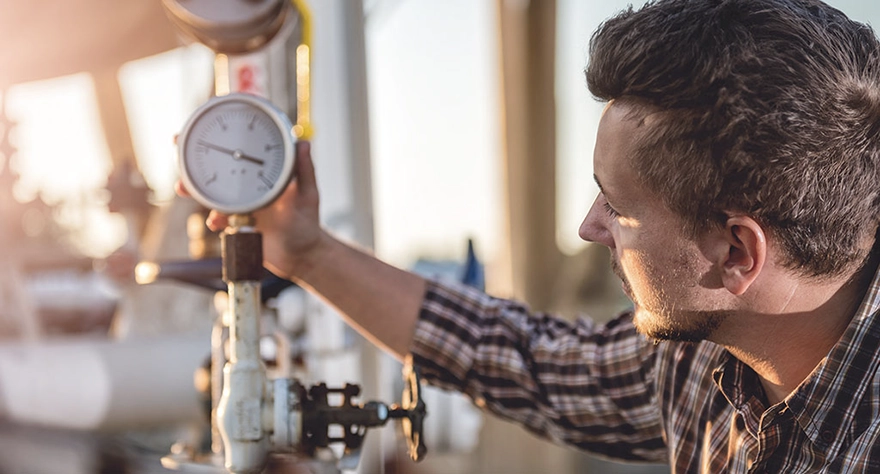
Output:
[{"xmin": 178, "ymin": 93, "xmax": 296, "ymax": 215}]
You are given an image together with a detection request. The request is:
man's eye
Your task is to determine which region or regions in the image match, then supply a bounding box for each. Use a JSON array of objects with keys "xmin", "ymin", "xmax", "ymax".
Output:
[{"xmin": 603, "ymin": 201, "xmax": 620, "ymax": 218}]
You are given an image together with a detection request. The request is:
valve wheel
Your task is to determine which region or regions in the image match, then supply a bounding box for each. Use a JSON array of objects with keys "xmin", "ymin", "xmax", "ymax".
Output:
[{"xmin": 400, "ymin": 355, "xmax": 427, "ymax": 462}]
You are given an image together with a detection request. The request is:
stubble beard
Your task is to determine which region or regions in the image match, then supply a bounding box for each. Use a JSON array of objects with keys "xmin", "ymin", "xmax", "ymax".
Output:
[{"xmin": 610, "ymin": 253, "xmax": 727, "ymax": 343}]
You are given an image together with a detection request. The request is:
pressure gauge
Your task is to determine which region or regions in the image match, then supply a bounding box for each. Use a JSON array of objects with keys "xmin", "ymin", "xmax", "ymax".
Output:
[{"xmin": 178, "ymin": 93, "xmax": 296, "ymax": 215}]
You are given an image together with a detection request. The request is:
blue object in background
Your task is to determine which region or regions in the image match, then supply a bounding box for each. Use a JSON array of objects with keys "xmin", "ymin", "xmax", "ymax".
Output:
[
  {"xmin": 460, "ymin": 238, "xmax": 485, "ymax": 291},
  {"xmin": 411, "ymin": 238, "xmax": 485, "ymax": 291}
]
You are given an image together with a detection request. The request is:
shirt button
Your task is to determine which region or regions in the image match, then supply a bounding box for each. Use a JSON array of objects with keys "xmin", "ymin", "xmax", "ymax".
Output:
[{"xmin": 821, "ymin": 430, "xmax": 835, "ymax": 443}]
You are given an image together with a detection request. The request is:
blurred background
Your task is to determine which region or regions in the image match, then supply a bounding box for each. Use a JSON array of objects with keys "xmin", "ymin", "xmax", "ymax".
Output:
[{"xmin": 0, "ymin": 0, "xmax": 875, "ymax": 473}]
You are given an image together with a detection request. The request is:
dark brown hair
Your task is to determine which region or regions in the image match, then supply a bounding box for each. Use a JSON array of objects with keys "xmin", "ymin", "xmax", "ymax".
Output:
[{"xmin": 587, "ymin": 0, "xmax": 880, "ymax": 278}]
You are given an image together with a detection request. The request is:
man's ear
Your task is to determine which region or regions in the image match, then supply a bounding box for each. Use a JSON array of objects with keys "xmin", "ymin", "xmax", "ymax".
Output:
[{"xmin": 720, "ymin": 215, "xmax": 766, "ymax": 296}]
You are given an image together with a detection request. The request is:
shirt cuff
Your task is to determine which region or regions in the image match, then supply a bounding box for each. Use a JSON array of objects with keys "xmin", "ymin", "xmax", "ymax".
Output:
[{"xmin": 408, "ymin": 278, "xmax": 487, "ymax": 392}]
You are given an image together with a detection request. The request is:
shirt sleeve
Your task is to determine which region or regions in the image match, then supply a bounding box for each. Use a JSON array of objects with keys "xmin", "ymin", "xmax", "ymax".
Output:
[{"xmin": 409, "ymin": 278, "xmax": 668, "ymax": 462}]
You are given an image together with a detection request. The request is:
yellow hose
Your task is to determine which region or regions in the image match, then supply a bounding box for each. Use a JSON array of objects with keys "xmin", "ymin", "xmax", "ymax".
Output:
[{"xmin": 290, "ymin": 0, "xmax": 314, "ymax": 139}]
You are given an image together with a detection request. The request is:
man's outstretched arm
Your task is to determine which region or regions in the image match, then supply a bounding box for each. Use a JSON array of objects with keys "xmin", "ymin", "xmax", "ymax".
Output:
[
  {"xmin": 184, "ymin": 141, "xmax": 426, "ymax": 359},
  {"xmin": 293, "ymin": 229, "xmax": 426, "ymax": 359}
]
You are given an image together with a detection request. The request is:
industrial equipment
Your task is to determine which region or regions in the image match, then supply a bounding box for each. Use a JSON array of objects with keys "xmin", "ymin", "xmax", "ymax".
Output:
[{"xmin": 155, "ymin": 1, "xmax": 428, "ymax": 472}]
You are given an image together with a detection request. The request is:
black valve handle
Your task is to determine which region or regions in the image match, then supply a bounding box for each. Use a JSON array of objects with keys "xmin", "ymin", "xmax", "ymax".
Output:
[
  {"xmin": 296, "ymin": 356, "xmax": 427, "ymax": 462},
  {"xmin": 136, "ymin": 257, "xmax": 296, "ymax": 302}
]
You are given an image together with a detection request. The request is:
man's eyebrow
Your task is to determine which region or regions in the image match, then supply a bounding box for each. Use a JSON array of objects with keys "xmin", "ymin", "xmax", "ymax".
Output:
[
  {"xmin": 594, "ymin": 174, "xmax": 621, "ymax": 207},
  {"xmin": 593, "ymin": 174, "xmax": 606, "ymax": 195}
]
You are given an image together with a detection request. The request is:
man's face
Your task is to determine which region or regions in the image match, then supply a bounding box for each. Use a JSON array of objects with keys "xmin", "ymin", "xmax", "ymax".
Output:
[{"xmin": 579, "ymin": 101, "xmax": 730, "ymax": 342}]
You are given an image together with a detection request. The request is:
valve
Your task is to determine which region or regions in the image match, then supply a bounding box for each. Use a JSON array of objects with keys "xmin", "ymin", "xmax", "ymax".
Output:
[
  {"xmin": 291, "ymin": 355, "xmax": 427, "ymax": 462},
  {"xmin": 162, "ymin": 356, "xmax": 428, "ymax": 472},
  {"xmin": 396, "ymin": 355, "xmax": 427, "ymax": 462}
]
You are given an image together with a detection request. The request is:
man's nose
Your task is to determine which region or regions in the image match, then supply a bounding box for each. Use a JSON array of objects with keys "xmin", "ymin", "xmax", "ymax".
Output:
[{"xmin": 578, "ymin": 196, "xmax": 614, "ymax": 248}]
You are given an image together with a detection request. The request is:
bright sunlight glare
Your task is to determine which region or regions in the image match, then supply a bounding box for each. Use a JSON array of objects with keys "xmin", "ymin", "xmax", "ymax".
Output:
[{"xmin": 5, "ymin": 73, "xmax": 126, "ymax": 258}]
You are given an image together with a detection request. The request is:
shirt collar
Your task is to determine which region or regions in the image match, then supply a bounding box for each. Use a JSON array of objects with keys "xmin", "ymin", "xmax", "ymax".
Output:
[
  {"xmin": 783, "ymin": 255, "xmax": 880, "ymax": 456},
  {"xmin": 712, "ymin": 351, "xmax": 765, "ymax": 412},
  {"xmin": 710, "ymin": 251, "xmax": 880, "ymax": 456}
]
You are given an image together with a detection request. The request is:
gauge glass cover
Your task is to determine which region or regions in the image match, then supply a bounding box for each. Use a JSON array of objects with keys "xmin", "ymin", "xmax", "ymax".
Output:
[{"xmin": 178, "ymin": 93, "xmax": 295, "ymax": 214}]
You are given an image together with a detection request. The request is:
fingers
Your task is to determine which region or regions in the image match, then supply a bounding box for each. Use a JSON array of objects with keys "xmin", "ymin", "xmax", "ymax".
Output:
[
  {"xmin": 294, "ymin": 141, "xmax": 317, "ymax": 192},
  {"xmin": 174, "ymin": 180, "xmax": 191, "ymax": 198},
  {"xmin": 206, "ymin": 210, "xmax": 228, "ymax": 232},
  {"xmin": 178, "ymin": 140, "xmax": 313, "ymax": 233}
]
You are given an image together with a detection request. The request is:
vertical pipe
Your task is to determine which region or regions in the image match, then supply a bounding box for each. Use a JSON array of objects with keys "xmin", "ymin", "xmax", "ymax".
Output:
[
  {"xmin": 487, "ymin": 3, "xmax": 574, "ymax": 473},
  {"xmin": 227, "ymin": 281, "xmax": 261, "ymax": 364},
  {"xmin": 211, "ymin": 316, "xmax": 225, "ymax": 455},
  {"xmin": 217, "ymin": 227, "xmax": 269, "ymax": 473},
  {"xmin": 214, "ymin": 54, "xmax": 231, "ymax": 97},
  {"xmin": 497, "ymin": 0, "xmax": 562, "ymax": 310}
]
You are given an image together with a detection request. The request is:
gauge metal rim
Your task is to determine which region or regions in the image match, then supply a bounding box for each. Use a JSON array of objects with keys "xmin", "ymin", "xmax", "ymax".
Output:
[{"xmin": 178, "ymin": 92, "xmax": 296, "ymax": 215}]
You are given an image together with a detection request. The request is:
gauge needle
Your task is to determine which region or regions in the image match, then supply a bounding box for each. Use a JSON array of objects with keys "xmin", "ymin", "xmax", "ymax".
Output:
[{"xmin": 198, "ymin": 140, "xmax": 265, "ymax": 165}]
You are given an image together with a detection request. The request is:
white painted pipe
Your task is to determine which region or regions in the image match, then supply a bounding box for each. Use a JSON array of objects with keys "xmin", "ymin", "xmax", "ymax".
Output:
[
  {"xmin": 217, "ymin": 280, "xmax": 269, "ymax": 474},
  {"xmin": 0, "ymin": 332, "xmax": 209, "ymax": 430}
]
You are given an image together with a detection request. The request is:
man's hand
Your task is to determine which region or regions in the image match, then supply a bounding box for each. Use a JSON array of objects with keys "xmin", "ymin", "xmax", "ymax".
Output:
[
  {"xmin": 177, "ymin": 139, "xmax": 425, "ymax": 358},
  {"xmin": 176, "ymin": 141, "xmax": 323, "ymax": 281}
]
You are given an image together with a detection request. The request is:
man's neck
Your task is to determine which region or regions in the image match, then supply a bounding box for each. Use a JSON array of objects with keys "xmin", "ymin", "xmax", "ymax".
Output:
[{"xmin": 717, "ymin": 265, "xmax": 873, "ymax": 406}]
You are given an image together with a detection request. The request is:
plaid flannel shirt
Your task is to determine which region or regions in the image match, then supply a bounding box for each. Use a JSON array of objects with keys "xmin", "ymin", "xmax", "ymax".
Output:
[{"xmin": 410, "ymin": 264, "xmax": 880, "ymax": 473}]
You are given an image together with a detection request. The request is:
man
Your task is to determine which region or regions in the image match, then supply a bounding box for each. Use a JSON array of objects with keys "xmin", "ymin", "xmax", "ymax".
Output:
[{"xmin": 186, "ymin": 0, "xmax": 880, "ymax": 471}]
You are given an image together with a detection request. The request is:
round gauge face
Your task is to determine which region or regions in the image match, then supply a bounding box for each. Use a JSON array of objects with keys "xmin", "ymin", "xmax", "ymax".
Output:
[{"xmin": 178, "ymin": 93, "xmax": 295, "ymax": 215}]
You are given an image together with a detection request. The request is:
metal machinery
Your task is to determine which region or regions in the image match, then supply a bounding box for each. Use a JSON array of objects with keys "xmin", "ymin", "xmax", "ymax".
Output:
[{"xmin": 153, "ymin": 1, "xmax": 427, "ymax": 472}]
